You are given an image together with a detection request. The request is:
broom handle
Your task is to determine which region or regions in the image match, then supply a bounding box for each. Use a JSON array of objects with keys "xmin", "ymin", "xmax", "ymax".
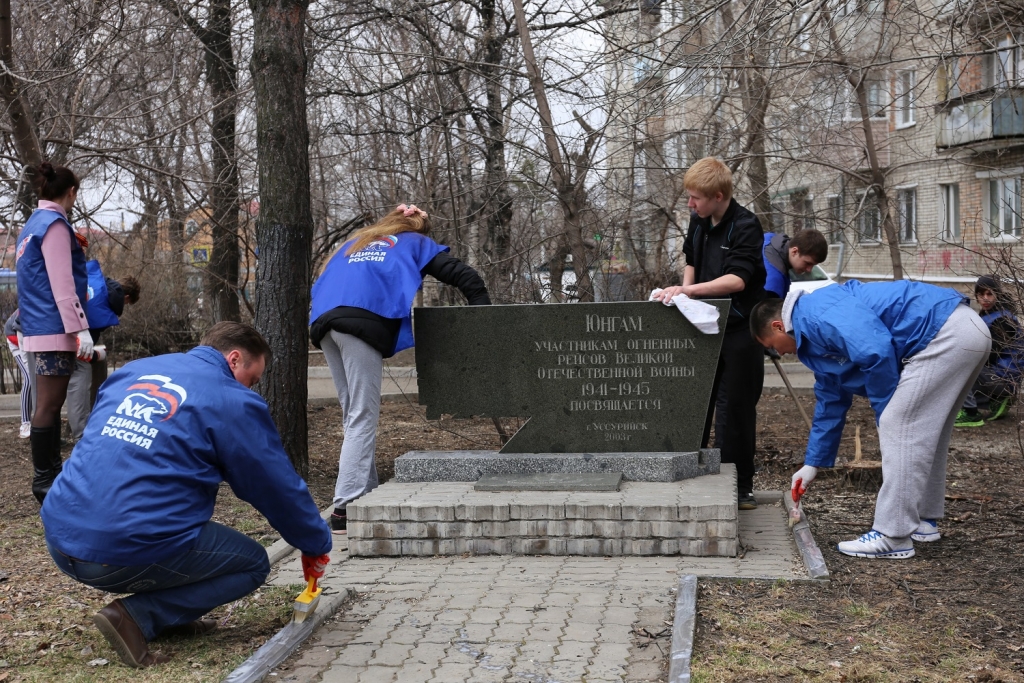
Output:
[{"xmin": 772, "ymin": 357, "xmax": 813, "ymax": 431}]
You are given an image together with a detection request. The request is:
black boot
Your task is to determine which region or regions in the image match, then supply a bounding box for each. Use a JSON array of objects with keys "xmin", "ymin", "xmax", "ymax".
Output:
[{"xmin": 31, "ymin": 425, "xmax": 63, "ymax": 504}]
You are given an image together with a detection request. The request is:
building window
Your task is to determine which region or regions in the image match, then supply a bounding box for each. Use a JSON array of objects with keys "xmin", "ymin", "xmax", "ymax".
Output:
[
  {"xmin": 896, "ymin": 188, "xmax": 916, "ymax": 243},
  {"xmin": 940, "ymin": 184, "xmax": 960, "ymax": 239},
  {"xmin": 847, "ymin": 80, "xmax": 886, "ymax": 120},
  {"xmin": 792, "ymin": 193, "xmax": 815, "ymax": 232},
  {"xmin": 857, "ymin": 192, "xmax": 881, "ymax": 242},
  {"xmin": 939, "ymin": 58, "xmax": 963, "ymax": 100},
  {"xmin": 827, "ymin": 195, "xmax": 844, "ymax": 244},
  {"xmin": 986, "ymin": 36, "xmax": 1023, "ymax": 88},
  {"xmin": 989, "ymin": 177, "xmax": 1022, "ymax": 238},
  {"xmin": 895, "ymin": 71, "xmax": 916, "ymax": 127},
  {"xmin": 771, "ymin": 201, "xmax": 787, "ymax": 233}
]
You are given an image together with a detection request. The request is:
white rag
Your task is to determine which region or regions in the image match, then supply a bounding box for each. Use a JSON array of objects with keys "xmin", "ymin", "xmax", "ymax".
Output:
[{"xmin": 649, "ymin": 289, "xmax": 720, "ymax": 334}]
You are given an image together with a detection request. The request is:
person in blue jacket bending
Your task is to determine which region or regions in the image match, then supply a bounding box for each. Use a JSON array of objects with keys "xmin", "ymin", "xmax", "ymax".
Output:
[
  {"xmin": 750, "ymin": 281, "xmax": 990, "ymax": 559},
  {"xmin": 762, "ymin": 228, "xmax": 829, "ymax": 298},
  {"xmin": 310, "ymin": 204, "xmax": 491, "ymax": 534},
  {"xmin": 40, "ymin": 322, "xmax": 332, "ymax": 668},
  {"xmin": 954, "ymin": 274, "xmax": 1024, "ymax": 427}
]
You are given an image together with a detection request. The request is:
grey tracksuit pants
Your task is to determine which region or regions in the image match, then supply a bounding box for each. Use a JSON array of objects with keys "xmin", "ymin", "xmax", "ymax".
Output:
[
  {"xmin": 321, "ymin": 330, "xmax": 383, "ymax": 509},
  {"xmin": 874, "ymin": 305, "xmax": 991, "ymax": 538},
  {"xmin": 67, "ymin": 358, "xmax": 92, "ymax": 440}
]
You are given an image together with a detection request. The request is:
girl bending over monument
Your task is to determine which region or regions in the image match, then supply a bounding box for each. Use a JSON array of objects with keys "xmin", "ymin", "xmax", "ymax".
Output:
[{"xmin": 310, "ymin": 204, "xmax": 491, "ymax": 534}]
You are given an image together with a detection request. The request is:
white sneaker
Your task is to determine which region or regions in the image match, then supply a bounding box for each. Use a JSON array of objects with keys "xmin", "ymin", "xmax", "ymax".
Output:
[
  {"xmin": 837, "ymin": 530, "xmax": 915, "ymax": 559},
  {"xmin": 911, "ymin": 519, "xmax": 940, "ymax": 543},
  {"xmin": 19, "ymin": 422, "xmax": 30, "ymax": 439}
]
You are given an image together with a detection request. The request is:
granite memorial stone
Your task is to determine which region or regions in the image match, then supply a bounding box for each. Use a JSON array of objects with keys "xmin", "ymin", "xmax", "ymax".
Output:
[{"xmin": 414, "ymin": 300, "xmax": 730, "ymax": 454}]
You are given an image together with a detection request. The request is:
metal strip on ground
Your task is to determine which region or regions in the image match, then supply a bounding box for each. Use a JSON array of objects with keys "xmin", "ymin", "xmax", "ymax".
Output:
[
  {"xmin": 221, "ymin": 588, "xmax": 351, "ymax": 683},
  {"xmin": 669, "ymin": 574, "xmax": 698, "ymax": 683}
]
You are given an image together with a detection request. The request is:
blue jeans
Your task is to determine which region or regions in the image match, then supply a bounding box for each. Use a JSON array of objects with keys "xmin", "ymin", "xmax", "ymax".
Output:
[{"xmin": 46, "ymin": 522, "xmax": 270, "ymax": 641}]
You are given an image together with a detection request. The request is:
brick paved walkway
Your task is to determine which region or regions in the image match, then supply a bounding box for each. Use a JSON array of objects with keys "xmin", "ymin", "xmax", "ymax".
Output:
[{"xmin": 265, "ymin": 498, "xmax": 805, "ymax": 683}]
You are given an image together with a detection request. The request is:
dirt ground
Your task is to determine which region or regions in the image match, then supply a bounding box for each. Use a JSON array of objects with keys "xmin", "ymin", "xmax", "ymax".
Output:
[{"xmin": 0, "ymin": 393, "xmax": 1022, "ymax": 681}]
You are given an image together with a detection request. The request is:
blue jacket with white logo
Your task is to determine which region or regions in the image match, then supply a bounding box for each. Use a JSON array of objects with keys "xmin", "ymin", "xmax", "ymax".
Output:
[
  {"xmin": 16, "ymin": 208, "xmax": 88, "ymax": 336},
  {"xmin": 41, "ymin": 346, "xmax": 331, "ymax": 565},
  {"xmin": 310, "ymin": 232, "xmax": 448, "ymax": 354},
  {"xmin": 85, "ymin": 259, "xmax": 121, "ymax": 330},
  {"xmin": 791, "ymin": 280, "xmax": 967, "ymax": 468}
]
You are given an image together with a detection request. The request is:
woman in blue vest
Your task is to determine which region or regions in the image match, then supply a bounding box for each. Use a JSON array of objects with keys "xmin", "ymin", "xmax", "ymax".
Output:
[
  {"xmin": 955, "ymin": 274, "xmax": 1024, "ymax": 427},
  {"xmin": 15, "ymin": 163, "xmax": 94, "ymax": 504},
  {"xmin": 310, "ymin": 204, "xmax": 491, "ymax": 533}
]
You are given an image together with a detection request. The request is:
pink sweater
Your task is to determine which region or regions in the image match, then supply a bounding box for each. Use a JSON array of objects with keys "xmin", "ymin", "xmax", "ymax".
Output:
[{"xmin": 21, "ymin": 201, "xmax": 88, "ymax": 353}]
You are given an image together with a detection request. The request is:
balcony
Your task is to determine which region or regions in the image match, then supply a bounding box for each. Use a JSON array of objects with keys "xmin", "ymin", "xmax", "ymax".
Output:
[{"xmin": 936, "ymin": 89, "xmax": 1024, "ymax": 149}]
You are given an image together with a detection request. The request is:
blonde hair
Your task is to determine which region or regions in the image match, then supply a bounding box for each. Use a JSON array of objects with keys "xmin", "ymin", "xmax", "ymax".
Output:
[
  {"xmin": 320, "ymin": 208, "xmax": 432, "ymax": 274},
  {"xmin": 683, "ymin": 157, "xmax": 733, "ymax": 201}
]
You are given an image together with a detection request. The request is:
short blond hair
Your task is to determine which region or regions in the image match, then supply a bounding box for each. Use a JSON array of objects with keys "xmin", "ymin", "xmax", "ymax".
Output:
[{"xmin": 683, "ymin": 157, "xmax": 733, "ymax": 200}]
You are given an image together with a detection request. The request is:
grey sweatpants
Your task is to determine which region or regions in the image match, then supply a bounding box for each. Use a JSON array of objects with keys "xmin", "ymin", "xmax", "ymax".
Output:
[
  {"xmin": 874, "ymin": 305, "xmax": 991, "ymax": 538},
  {"xmin": 67, "ymin": 358, "xmax": 92, "ymax": 440},
  {"xmin": 321, "ymin": 330, "xmax": 384, "ymax": 509}
]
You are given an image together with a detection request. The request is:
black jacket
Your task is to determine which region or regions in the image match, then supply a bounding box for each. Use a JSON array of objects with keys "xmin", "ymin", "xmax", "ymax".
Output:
[
  {"xmin": 310, "ymin": 251, "xmax": 491, "ymax": 356},
  {"xmin": 682, "ymin": 198, "xmax": 767, "ymax": 330}
]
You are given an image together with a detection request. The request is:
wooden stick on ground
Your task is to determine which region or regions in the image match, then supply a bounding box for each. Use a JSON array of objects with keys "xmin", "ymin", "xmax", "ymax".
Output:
[{"xmin": 772, "ymin": 357, "xmax": 812, "ymax": 430}]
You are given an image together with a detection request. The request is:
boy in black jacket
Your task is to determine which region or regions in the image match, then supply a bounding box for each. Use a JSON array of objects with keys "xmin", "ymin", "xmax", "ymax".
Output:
[{"xmin": 654, "ymin": 157, "xmax": 767, "ymax": 509}]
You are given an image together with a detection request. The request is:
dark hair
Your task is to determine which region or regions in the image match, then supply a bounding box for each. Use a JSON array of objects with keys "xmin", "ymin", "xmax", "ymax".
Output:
[
  {"xmin": 975, "ymin": 274, "xmax": 1016, "ymax": 314},
  {"xmin": 32, "ymin": 162, "xmax": 80, "ymax": 201},
  {"xmin": 789, "ymin": 229, "xmax": 829, "ymax": 263},
  {"xmin": 200, "ymin": 322, "xmax": 272, "ymax": 363},
  {"xmin": 120, "ymin": 276, "xmax": 142, "ymax": 305},
  {"xmin": 749, "ymin": 298, "xmax": 786, "ymax": 340}
]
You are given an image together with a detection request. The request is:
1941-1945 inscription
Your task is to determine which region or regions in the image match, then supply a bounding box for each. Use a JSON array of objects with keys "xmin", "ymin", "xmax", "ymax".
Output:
[{"xmin": 414, "ymin": 301, "xmax": 730, "ymax": 454}]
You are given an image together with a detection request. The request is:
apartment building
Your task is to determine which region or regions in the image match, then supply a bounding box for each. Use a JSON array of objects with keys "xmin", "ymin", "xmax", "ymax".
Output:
[{"xmin": 605, "ymin": 0, "xmax": 1024, "ymax": 283}]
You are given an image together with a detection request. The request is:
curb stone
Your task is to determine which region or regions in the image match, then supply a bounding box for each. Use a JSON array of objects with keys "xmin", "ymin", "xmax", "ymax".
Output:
[{"xmin": 669, "ymin": 574, "xmax": 698, "ymax": 683}]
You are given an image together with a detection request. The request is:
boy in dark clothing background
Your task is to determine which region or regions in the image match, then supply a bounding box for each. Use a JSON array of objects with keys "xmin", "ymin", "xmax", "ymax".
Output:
[{"xmin": 654, "ymin": 157, "xmax": 767, "ymax": 509}]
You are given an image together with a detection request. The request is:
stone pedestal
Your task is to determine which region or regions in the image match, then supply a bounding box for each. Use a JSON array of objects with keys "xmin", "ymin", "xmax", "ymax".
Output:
[
  {"xmin": 394, "ymin": 449, "xmax": 720, "ymax": 483},
  {"xmin": 348, "ymin": 464, "xmax": 738, "ymax": 558}
]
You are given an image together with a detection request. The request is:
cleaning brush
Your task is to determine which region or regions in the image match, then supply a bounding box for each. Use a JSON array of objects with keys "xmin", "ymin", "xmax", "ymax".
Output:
[{"xmin": 292, "ymin": 577, "xmax": 322, "ymax": 624}]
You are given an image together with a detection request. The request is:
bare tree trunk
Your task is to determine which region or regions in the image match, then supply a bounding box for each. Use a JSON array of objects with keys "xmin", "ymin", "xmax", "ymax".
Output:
[
  {"xmin": 0, "ymin": 0, "xmax": 41, "ymax": 218},
  {"xmin": 480, "ymin": 0, "xmax": 513, "ymax": 293},
  {"xmin": 823, "ymin": 11, "xmax": 904, "ymax": 279},
  {"xmin": 509, "ymin": 0, "xmax": 595, "ymax": 301},
  {"xmin": 205, "ymin": 0, "xmax": 241, "ymax": 322},
  {"xmin": 159, "ymin": 0, "xmax": 241, "ymax": 322},
  {"xmin": 249, "ymin": 0, "xmax": 312, "ymax": 476}
]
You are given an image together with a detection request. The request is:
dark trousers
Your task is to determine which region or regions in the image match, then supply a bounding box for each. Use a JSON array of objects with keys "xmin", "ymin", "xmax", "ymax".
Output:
[
  {"xmin": 47, "ymin": 522, "xmax": 270, "ymax": 641},
  {"xmin": 703, "ymin": 325, "xmax": 764, "ymax": 494}
]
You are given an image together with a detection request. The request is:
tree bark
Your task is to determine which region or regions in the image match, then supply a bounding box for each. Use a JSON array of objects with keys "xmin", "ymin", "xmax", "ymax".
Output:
[
  {"xmin": 509, "ymin": 0, "xmax": 595, "ymax": 301},
  {"xmin": 160, "ymin": 0, "xmax": 242, "ymax": 322},
  {"xmin": 249, "ymin": 0, "xmax": 313, "ymax": 476},
  {"xmin": 0, "ymin": 0, "xmax": 41, "ymax": 218},
  {"xmin": 205, "ymin": 0, "xmax": 241, "ymax": 322}
]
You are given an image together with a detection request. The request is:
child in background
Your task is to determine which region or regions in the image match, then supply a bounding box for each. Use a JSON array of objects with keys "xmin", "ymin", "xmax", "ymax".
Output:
[{"xmin": 955, "ymin": 275, "xmax": 1023, "ymax": 427}]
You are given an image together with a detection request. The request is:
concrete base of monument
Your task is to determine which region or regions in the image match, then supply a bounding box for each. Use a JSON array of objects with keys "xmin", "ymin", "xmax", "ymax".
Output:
[
  {"xmin": 348, "ymin": 464, "xmax": 738, "ymax": 558},
  {"xmin": 393, "ymin": 448, "xmax": 721, "ymax": 483}
]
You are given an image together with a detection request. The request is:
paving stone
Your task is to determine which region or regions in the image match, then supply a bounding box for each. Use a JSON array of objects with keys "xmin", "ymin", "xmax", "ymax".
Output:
[
  {"xmin": 426, "ymin": 662, "xmax": 475, "ymax": 682},
  {"xmin": 320, "ymin": 664, "xmax": 368, "ymax": 682},
  {"xmin": 392, "ymin": 661, "xmax": 436, "ymax": 683},
  {"xmin": 489, "ymin": 621, "xmax": 531, "ymax": 642},
  {"xmin": 356, "ymin": 666, "xmax": 399, "ymax": 683},
  {"xmin": 367, "ymin": 642, "xmax": 413, "ymax": 667},
  {"xmin": 331, "ymin": 644, "xmax": 377, "ymax": 667},
  {"xmin": 517, "ymin": 641, "xmax": 557, "ymax": 663}
]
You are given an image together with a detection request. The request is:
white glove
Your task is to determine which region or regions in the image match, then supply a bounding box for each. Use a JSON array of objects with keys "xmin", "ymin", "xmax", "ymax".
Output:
[
  {"xmin": 791, "ymin": 465, "xmax": 818, "ymax": 502},
  {"xmin": 76, "ymin": 329, "xmax": 94, "ymax": 361}
]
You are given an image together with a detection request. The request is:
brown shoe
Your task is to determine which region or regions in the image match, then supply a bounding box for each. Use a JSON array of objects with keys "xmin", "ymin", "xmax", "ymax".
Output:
[
  {"xmin": 159, "ymin": 619, "xmax": 218, "ymax": 638},
  {"xmin": 93, "ymin": 599, "xmax": 171, "ymax": 668}
]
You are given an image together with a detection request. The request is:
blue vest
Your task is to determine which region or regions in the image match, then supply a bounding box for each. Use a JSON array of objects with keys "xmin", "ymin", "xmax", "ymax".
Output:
[
  {"xmin": 85, "ymin": 260, "xmax": 120, "ymax": 330},
  {"xmin": 981, "ymin": 309, "xmax": 1024, "ymax": 379},
  {"xmin": 16, "ymin": 209, "xmax": 88, "ymax": 337},
  {"xmin": 762, "ymin": 232, "xmax": 790, "ymax": 298},
  {"xmin": 310, "ymin": 232, "xmax": 447, "ymax": 354}
]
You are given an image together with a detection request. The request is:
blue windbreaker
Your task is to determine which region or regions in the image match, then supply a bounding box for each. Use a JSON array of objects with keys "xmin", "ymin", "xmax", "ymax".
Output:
[
  {"xmin": 310, "ymin": 231, "xmax": 448, "ymax": 355},
  {"xmin": 791, "ymin": 280, "xmax": 967, "ymax": 468},
  {"xmin": 41, "ymin": 346, "xmax": 331, "ymax": 565},
  {"xmin": 84, "ymin": 259, "xmax": 120, "ymax": 329}
]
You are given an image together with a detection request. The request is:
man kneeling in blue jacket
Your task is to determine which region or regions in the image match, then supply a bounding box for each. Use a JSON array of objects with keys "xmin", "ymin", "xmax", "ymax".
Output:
[
  {"xmin": 750, "ymin": 281, "xmax": 990, "ymax": 559},
  {"xmin": 40, "ymin": 322, "xmax": 332, "ymax": 667}
]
